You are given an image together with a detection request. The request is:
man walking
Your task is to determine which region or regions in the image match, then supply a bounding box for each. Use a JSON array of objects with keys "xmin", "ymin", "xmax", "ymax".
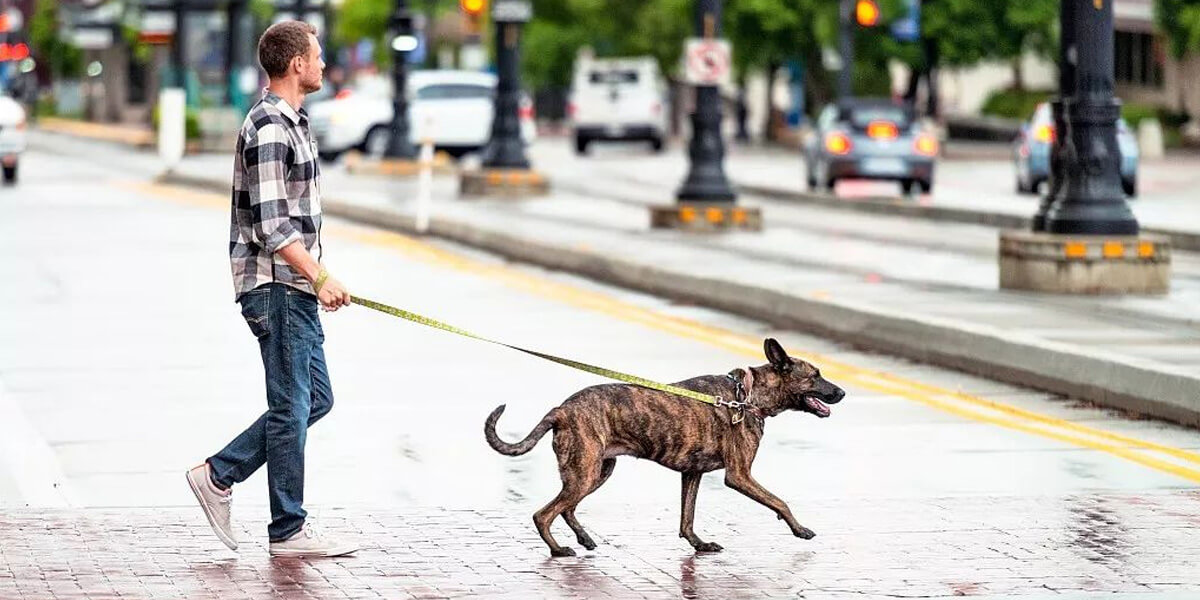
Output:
[{"xmin": 186, "ymin": 20, "xmax": 357, "ymax": 558}]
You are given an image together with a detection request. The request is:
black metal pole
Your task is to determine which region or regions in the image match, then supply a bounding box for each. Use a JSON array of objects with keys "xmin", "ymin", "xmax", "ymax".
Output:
[
  {"xmin": 424, "ymin": 0, "xmax": 437, "ymax": 69},
  {"xmin": 1033, "ymin": 0, "xmax": 1075, "ymax": 231},
  {"xmin": 837, "ymin": 0, "xmax": 853, "ymax": 100},
  {"xmin": 676, "ymin": 0, "xmax": 735, "ymax": 203},
  {"xmin": 295, "ymin": 0, "xmax": 308, "ymax": 21},
  {"xmin": 1045, "ymin": 0, "xmax": 1138, "ymax": 234},
  {"xmin": 385, "ymin": 0, "xmax": 416, "ymax": 158},
  {"xmin": 481, "ymin": 20, "xmax": 531, "ymax": 168},
  {"xmin": 171, "ymin": 0, "xmax": 187, "ymax": 87},
  {"xmin": 225, "ymin": 0, "xmax": 244, "ymax": 106}
]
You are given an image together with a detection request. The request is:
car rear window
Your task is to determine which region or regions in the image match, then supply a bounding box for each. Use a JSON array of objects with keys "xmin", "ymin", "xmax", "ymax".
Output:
[
  {"xmin": 847, "ymin": 106, "xmax": 910, "ymax": 128},
  {"xmin": 416, "ymin": 84, "xmax": 492, "ymax": 100},
  {"xmin": 588, "ymin": 70, "xmax": 639, "ymax": 85}
]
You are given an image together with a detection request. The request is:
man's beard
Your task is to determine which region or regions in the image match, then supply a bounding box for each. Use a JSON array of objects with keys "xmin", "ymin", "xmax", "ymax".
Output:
[{"xmin": 302, "ymin": 77, "xmax": 322, "ymax": 94}]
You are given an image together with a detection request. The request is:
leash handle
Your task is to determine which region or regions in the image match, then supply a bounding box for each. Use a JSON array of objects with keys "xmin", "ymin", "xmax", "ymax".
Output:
[{"xmin": 349, "ymin": 295, "xmax": 720, "ymax": 406}]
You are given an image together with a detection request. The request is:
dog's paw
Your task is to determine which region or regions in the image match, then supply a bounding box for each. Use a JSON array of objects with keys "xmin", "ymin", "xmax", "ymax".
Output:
[
  {"xmin": 793, "ymin": 526, "xmax": 816, "ymax": 540},
  {"xmin": 694, "ymin": 541, "xmax": 724, "ymax": 553},
  {"xmin": 550, "ymin": 547, "xmax": 577, "ymax": 557}
]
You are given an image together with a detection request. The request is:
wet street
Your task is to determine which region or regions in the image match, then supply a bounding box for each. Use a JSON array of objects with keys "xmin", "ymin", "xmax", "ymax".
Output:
[{"xmin": 2, "ymin": 145, "xmax": 1199, "ymax": 599}]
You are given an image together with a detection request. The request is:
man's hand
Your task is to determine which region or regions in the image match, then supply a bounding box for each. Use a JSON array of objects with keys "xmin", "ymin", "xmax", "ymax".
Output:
[{"xmin": 317, "ymin": 274, "xmax": 351, "ymax": 311}]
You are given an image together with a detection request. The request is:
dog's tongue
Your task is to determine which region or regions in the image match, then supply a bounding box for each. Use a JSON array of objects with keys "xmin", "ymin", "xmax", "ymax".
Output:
[{"xmin": 805, "ymin": 396, "xmax": 832, "ymax": 418}]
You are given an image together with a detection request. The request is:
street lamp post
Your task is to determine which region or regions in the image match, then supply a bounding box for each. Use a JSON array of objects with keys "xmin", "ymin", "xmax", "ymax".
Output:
[
  {"xmin": 480, "ymin": 0, "xmax": 530, "ymax": 169},
  {"xmin": 1033, "ymin": 0, "xmax": 1075, "ymax": 232},
  {"xmin": 837, "ymin": 0, "xmax": 854, "ymax": 101},
  {"xmin": 171, "ymin": 0, "xmax": 187, "ymax": 87},
  {"xmin": 1044, "ymin": 0, "xmax": 1137, "ymax": 234},
  {"xmin": 675, "ymin": 0, "xmax": 735, "ymax": 203},
  {"xmin": 385, "ymin": 0, "xmax": 417, "ymax": 158}
]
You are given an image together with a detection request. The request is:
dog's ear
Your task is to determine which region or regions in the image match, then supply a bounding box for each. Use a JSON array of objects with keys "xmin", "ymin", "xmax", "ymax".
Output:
[{"xmin": 764, "ymin": 338, "xmax": 791, "ymax": 370}]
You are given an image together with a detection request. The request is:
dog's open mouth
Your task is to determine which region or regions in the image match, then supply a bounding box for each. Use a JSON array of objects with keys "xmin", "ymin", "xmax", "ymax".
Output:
[{"xmin": 804, "ymin": 395, "xmax": 832, "ymax": 418}]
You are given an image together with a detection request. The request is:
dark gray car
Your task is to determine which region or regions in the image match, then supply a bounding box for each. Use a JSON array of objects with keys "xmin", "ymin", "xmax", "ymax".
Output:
[{"xmin": 804, "ymin": 98, "xmax": 938, "ymax": 195}]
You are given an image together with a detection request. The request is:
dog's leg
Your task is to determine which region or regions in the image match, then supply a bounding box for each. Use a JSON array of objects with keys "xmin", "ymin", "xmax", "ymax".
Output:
[
  {"xmin": 680, "ymin": 471, "xmax": 722, "ymax": 552},
  {"xmin": 534, "ymin": 438, "xmax": 603, "ymax": 557},
  {"xmin": 724, "ymin": 471, "xmax": 816, "ymax": 539},
  {"xmin": 561, "ymin": 458, "xmax": 615, "ymax": 551}
]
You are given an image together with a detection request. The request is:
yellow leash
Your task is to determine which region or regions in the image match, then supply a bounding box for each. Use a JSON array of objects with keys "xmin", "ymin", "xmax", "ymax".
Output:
[{"xmin": 350, "ymin": 295, "xmax": 720, "ymax": 406}]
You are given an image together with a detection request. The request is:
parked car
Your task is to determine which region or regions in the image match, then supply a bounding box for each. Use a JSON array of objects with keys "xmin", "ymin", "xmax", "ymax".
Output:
[
  {"xmin": 804, "ymin": 98, "xmax": 938, "ymax": 195},
  {"xmin": 0, "ymin": 94, "xmax": 26, "ymax": 185},
  {"xmin": 1013, "ymin": 102, "xmax": 1138, "ymax": 196},
  {"xmin": 569, "ymin": 56, "xmax": 668, "ymax": 155},
  {"xmin": 308, "ymin": 70, "xmax": 536, "ymax": 160}
]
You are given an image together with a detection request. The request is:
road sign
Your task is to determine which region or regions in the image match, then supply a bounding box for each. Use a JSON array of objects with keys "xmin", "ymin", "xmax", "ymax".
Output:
[
  {"xmin": 492, "ymin": 0, "xmax": 531, "ymax": 23},
  {"xmin": 683, "ymin": 38, "xmax": 731, "ymax": 86}
]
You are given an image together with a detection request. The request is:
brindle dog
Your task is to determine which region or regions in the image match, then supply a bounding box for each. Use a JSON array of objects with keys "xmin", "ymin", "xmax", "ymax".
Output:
[{"xmin": 484, "ymin": 338, "xmax": 846, "ymax": 556}]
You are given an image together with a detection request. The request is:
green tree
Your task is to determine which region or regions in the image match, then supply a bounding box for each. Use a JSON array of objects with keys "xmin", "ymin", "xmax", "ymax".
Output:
[
  {"xmin": 29, "ymin": 0, "xmax": 83, "ymax": 78},
  {"xmin": 1156, "ymin": 0, "xmax": 1200, "ymax": 59},
  {"xmin": 995, "ymin": 0, "xmax": 1058, "ymax": 90},
  {"xmin": 522, "ymin": 0, "xmax": 691, "ymax": 89}
]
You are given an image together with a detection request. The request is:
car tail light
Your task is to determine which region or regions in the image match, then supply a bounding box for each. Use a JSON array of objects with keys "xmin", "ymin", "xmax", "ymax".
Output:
[
  {"xmin": 1034, "ymin": 124, "xmax": 1055, "ymax": 143},
  {"xmin": 866, "ymin": 120, "xmax": 898, "ymax": 139},
  {"xmin": 567, "ymin": 102, "xmax": 577, "ymax": 118},
  {"xmin": 825, "ymin": 132, "xmax": 853, "ymax": 155},
  {"xmin": 335, "ymin": 89, "xmax": 353, "ymax": 100},
  {"xmin": 519, "ymin": 104, "xmax": 534, "ymax": 120},
  {"xmin": 914, "ymin": 134, "xmax": 938, "ymax": 156},
  {"xmin": 16, "ymin": 118, "xmax": 26, "ymax": 131}
]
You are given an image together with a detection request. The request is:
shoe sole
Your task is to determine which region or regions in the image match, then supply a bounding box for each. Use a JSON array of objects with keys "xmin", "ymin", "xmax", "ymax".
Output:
[
  {"xmin": 269, "ymin": 546, "xmax": 360, "ymax": 558},
  {"xmin": 185, "ymin": 468, "xmax": 239, "ymax": 551}
]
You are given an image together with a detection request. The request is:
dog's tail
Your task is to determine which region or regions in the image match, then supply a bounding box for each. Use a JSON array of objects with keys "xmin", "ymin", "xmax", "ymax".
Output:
[{"xmin": 484, "ymin": 405, "xmax": 555, "ymax": 456}]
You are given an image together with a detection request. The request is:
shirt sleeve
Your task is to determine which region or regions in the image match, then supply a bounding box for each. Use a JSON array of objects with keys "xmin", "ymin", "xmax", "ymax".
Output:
[{"xmin": 241, "ymin": 123, "xmax": 302, "ymax": 253}]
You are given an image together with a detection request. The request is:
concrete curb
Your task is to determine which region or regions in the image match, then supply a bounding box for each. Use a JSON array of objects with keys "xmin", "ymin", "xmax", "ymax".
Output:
[
  {"xmin": 736, "ymin": 183, "xmax": 1200, "ymax": 252},
  {"xmin": 160, "ymin": 171, "xmax": 1200, "ymax": 427}
]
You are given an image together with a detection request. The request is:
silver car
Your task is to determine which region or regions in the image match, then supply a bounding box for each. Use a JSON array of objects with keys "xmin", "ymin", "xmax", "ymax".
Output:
[
  {"xmin": 805, "ymin": 98, "xmax": 938, "ymax": 195},
  {"xmin": 1014, "ymin": 102, "xmax": 1138, "ymax": 196}
]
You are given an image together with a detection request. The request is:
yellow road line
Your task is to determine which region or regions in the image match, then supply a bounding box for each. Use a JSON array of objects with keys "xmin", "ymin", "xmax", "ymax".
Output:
[{"xmin": 120, "ymin": 180, "xmax": 1200, "ymax": 483}]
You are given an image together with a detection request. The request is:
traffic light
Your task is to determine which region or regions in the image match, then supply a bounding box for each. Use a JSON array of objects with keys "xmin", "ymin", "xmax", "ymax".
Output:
[
  {"xmin": 461, "ymin": 0, "xmax": 486, "ymax": 37},
  {"xmin": 460, "ymin": 0, "xmax": 486, "ymax": 15},
  {"xmin": 856, "ymin": 0, "xmax": 880, "ymax": 27}
]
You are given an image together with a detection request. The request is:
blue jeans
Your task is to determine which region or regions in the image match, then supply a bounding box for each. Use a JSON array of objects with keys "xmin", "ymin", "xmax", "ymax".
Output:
[{"xmin": 207, "ymin": 283, "xmax": 334, "ymax": 542}]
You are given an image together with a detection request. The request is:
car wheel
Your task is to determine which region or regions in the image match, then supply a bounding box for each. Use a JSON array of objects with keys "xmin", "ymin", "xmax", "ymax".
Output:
[
  {"xmin": 363, "ymin": 125, "xmax": 391, "ymax": 158},
  {"xmin": 2, "ymin": 163, "xmax": 16, "ymax": 185},
  {"xmin": 1016, "ymin": 175, "xmax": 1030, "ymax": 194},
  {"xmin": 650, "ymin": 137, "xmax": 664, "ymax": 153},
  {"xmin": 901, "ymin": 179, "xmax": 915, "ymax": 196},
  {"xmin": 318, "ymin": 150, "xmax": 342, "ymax": 163},
  {"xmin": 1123, "ymin": 177, "xmax": 1137, "ymax": 198},
  {"xmin": 575, "ymin": 136, "xmax": 590, "ymax": 155},
  {"xmin": 918, "ymin": 179, "xmax": 932, "ymax": 194}
]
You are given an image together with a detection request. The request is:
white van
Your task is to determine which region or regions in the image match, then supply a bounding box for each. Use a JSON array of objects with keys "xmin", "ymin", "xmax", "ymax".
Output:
[{"xmin": 569, "ymin": 56, "xmax": 667, "ymax": 155}]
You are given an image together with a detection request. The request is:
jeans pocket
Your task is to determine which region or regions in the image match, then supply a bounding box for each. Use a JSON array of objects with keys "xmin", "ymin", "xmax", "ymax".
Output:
[{"xmin": 240, "ymin": 290, "xmax": 271, "ymax": 339}]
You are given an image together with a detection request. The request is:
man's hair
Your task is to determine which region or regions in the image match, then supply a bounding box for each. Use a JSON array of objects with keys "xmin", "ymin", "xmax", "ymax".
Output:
[{"xmin": 258, "ymin": 21, "xmax": 318, "ymax": 79}]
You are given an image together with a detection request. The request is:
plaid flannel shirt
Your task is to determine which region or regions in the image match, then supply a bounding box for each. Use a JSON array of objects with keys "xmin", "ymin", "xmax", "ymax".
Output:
[{"xmin": 229, "ymin": 90, "xmax": 323, "ymax": 301}]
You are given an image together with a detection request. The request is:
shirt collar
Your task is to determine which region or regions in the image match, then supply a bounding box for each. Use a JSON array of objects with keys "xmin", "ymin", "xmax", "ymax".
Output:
[{"xmin": 262, "ymin": 89, "xmax": 306, "ymax": 125}]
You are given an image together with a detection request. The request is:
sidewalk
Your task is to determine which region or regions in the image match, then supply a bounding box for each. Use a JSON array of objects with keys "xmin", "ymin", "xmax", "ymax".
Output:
[
  {"xmin": 35, "ymin": 117, "xmax": 155, "ymax": 149},
  {"xmin": 3, "ymin": 493, "xmax": 1199, "ymax": 599},
  {"xmin": 27, "ymin": 129, "xmax": 1200, "ymax": 424},
  {"xmin": 530, "ymin": 142, "xmax": 1200, "ymax": 251}
]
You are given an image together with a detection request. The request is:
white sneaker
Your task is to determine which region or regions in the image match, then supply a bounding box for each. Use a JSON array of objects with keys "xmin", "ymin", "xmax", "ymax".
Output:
[
  {"xmin": 269, "ymin": 522, "xmax": 359, "ymax": 558},
  {"xmin": 185, "ymin": 463, "xmax": 238, "ymax": 551}
]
